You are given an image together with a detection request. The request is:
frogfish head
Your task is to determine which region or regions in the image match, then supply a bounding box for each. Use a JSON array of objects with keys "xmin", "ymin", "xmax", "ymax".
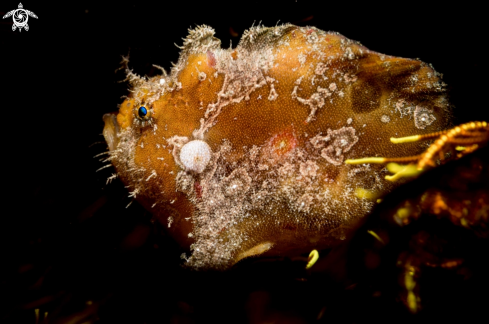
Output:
[{"xmin": 103, "ymin": 24, "xmax": 452, "ymax": 270}]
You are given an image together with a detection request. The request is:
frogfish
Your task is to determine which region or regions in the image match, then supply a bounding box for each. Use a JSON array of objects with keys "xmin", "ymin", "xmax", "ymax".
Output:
[{"xmin": 102, "ymin": 24, "xmax": 452, "ymax": 270}]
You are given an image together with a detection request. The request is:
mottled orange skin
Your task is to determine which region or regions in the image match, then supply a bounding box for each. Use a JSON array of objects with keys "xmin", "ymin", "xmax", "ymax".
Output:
[{"xmin": 105, "ymin": 24, "xmax": 451, "ymax": 269}]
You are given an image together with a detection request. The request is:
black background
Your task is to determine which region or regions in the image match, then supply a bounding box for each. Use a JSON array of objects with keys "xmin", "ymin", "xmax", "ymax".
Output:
[{"xmin": 1, "ymin": 1, "xmax": 487, "ymax": 323}]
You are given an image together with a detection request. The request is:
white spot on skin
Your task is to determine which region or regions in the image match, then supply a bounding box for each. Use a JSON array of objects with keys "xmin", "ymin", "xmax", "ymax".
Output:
[
  {"xmin": 414, "ymin": 106, "xmax": 436, "ymax": 129},
  {"xmin": 299, "ymin": 160, "xmax": 319, "ymax": 178},
  {"xmin": 311, "ymin": 127, "xmax": 359, "ymax": 165},
  {"xmin": 222, "ymin": 168, "xmax": 252, "ymax": 198},
  {"xmin": 307, "ymin": 31, "xmax": 318, "ymax": 43},
  {"xmin": 395, "ymin": 99, "xmax": 414, "ymax": 118},
  {"xmin": 381, "ymin": 115, "xmax": 390, "ymax": 123},
  {"xmin": 268, "ymin": 84, "xmax": 278, "ymax": 101},
  {"xmin": 315, "ymin": 62, "xmax": 327, "ymax": 75},
  {"xmin": 344, "ymin": 73, "xmax": 357, "ymax": 83},
  {"xmin": 198, "ymin": 72, "xmax": 207, "ymax": 82},
  {"xmin": 180, "ymin": 140, "xmax": 212, "ymax": 173},
  {"xmin": 297, "ymin": 193, "xmax": 314, "ymax": 212},
  {"xmin": 293, "ymin": 86, "xmax": 331, "ymax": 123}
]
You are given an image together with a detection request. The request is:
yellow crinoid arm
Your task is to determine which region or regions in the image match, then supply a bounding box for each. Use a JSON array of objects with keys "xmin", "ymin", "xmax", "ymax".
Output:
[
  {"xmin": 305, "ymin": 250, "xmax": 319, "ymax": 269},
  {"xmin": 390, "ymin": 135, "xmax": 423, "ymax": 144},
  {"xmin": 345, "ymin": 158, "xmax": 424, "ymax": 182},
  {"xmin": 346, "ymin": 121, "xmax": 489, "ymax": 182},
  {"xmin": 385, "ymin": 163, "xmax": 424, "ymax": 181},
  {"xmin": 345, "ymin": 157, "xmax": 387, "ymax": 165}
]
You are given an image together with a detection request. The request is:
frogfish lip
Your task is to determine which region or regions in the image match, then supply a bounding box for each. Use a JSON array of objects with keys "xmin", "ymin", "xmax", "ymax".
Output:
[{"xmin": 102, "ymin": 113, "xmax": 120, "ymax": 151}]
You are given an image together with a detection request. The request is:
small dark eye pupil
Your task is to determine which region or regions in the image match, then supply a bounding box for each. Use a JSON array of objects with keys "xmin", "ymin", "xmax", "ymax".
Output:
[{"xmin": 138, "ymin": 106, "xmax": 148, "ymax": 118}]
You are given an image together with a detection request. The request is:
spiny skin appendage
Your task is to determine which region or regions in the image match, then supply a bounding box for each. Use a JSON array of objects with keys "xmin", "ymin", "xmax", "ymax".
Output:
[{"xmin": 103, "ymin": 24, "xmax": 452, "ymax": 269}]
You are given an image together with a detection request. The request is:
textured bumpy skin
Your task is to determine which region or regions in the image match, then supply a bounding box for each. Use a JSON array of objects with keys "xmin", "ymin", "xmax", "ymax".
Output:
[{"xmin": 103, "ymin": 24, "xmax": 451, "ymax": 269}]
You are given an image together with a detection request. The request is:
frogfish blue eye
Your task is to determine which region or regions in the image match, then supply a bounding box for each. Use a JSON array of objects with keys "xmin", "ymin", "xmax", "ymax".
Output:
[
  {"xmin": 134, "ymin": 105, "xmax": 153, "ymax": 126},
  {"xmin": 138, "ymin": 106, "xmax": 148, "ymax": 118}
]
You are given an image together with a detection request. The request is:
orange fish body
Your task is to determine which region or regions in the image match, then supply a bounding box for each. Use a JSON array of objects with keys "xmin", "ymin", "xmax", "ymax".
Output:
[{"xmin": 103, "ymin": 24, "xmax": 451, "ymax": 269}]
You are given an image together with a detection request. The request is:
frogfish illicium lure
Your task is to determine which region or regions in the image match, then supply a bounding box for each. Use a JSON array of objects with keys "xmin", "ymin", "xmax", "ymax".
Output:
[{"xmin": 102, "ymin": 24, "xmax": 452, "ymax": 270}]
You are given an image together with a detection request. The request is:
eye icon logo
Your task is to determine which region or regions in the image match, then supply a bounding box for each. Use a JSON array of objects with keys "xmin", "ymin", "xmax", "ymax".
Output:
[{"xmin": 2, "ymin": 3, "xmax": 37, "ymax": 32}]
